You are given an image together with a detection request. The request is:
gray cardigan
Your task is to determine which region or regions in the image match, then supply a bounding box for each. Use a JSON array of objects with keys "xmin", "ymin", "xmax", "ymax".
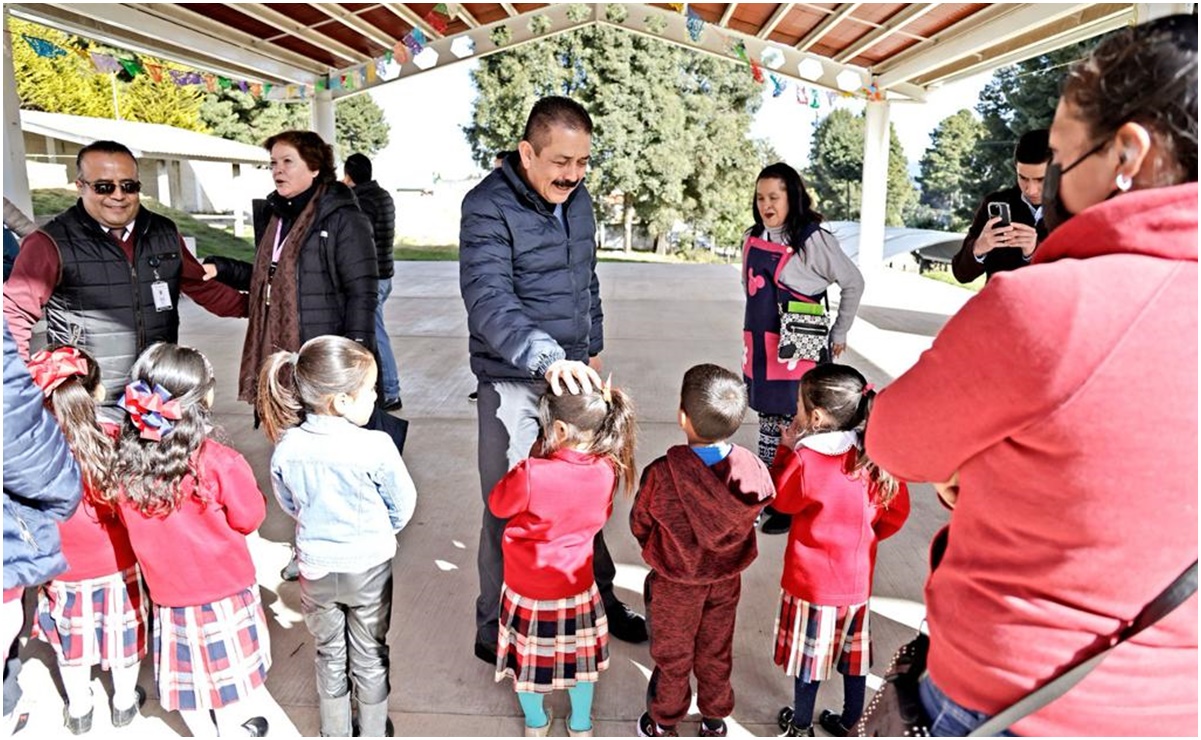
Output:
[{"xmin": 765, "ymin": 224, "xmax": 864, "ymax": 345}]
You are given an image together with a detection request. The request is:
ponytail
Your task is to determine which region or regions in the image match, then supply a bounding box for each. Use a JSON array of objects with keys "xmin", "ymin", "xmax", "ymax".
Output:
[
  {"xmin": 591, "ymin": 387, "xmax": 638, "ymax": 497},
  {"xmin": 257, "ymin": 350, "xmax": 304, "ymax": 443},
  {"xmin": 29, "ymin": 345, "xmax": 115, "ymax": 498},
  {"xmin": 854, "ymin": 389, "xmax": 901, "ymax": 507}
]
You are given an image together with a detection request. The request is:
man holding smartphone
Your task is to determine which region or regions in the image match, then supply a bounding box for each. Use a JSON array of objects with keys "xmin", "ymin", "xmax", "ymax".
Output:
[{"xmin": 952, "ymin": 129, "xmax": 1050, "ymax": 283}]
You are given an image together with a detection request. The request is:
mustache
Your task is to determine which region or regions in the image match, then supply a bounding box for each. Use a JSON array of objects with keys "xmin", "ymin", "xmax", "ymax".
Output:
[{"xmin": 553, "ymin": 179, "xmax": 580, "ymax": 189}]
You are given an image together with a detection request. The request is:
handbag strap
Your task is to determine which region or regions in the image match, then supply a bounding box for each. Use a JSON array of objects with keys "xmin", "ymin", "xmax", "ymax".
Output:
[{"xmin": 968, "ymin": 560, "xmax": 1198, "ymax": 737}]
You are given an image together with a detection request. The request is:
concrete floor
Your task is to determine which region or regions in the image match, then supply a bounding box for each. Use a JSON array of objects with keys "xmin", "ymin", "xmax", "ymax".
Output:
[{"xmin": 11, "ymin": 261, "xmax": 970, "ymax": 737}]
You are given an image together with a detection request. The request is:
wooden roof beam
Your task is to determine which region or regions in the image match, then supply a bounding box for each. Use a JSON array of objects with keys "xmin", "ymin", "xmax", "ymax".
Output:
[
  {"xmin": 719, "ymin": 3, "xmax": 739, "ymax": 27},
  {"xmin": 233, "ymin": 3, "xmax": 372, "ymax": 64},
  {"xmin": 378, "ymin": 2, "xmax": 445, "ymax": 39},
  {"xmin": 312, "ymin": 4, "xmax": 398, "ymax": 48},
  {"xmin": 758, "ymin": 3, "xmax": 795, "ymax": 39},
  {"xmin": 795, "ymin": 2, "xmax": 861, "ymax": 52},
  {"xmin": 834, "ymin": 3, "xmax": 935, "ymax": 63}
]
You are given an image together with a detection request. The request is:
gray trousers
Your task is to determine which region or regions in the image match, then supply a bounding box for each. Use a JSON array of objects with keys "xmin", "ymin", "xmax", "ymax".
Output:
[
  {"xmin": 299, "ymin": 558, "xmax": 394, "ymax": 704},
  {"xmin": 475, "ymin": 380, "xmax": 618, "ymax": 644}
]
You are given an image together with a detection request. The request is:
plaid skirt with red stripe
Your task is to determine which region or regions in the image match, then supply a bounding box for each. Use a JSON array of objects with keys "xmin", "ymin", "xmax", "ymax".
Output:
[
  {"xmin": 153, "ymin": 586, "xmax": 272, "ymax": 711},
  {"xmin": 773, "ymin": 590, "xmax": 871, "ymax": 682},
  {"xmin": 33, "ymin": 565, "xmax": 148, "ymax": 669},
  {"xmin": 495, "ymin": 582, "xmax": 609, "ymax": 693}
]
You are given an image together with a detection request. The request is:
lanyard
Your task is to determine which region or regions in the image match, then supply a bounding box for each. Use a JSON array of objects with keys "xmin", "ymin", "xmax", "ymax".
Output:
[{"xmin": 266, "ymin": 220, "xmax": 286, "ymax": 306}]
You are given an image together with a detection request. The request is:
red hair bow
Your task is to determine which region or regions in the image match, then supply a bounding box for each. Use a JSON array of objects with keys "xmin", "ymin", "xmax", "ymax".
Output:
[
  {"xmin": 119, "ymin": 380, "xmax": 182, "ymax": 441},
  {"xmin": 27, "ymin": 347, "xmax": 90, "ymax": 396}
]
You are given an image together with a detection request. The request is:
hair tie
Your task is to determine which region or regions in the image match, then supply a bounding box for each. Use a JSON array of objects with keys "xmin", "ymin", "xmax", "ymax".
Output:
[
  {"xmin": 119, "ymin": 380, "xmax": 183, "ymax": 441},
  {"xmin": 28, "ymin": 347, "xmax": 89, "ymax": 397},
  {"xmin": 862, "ymin": 383, "xmax": 875, "ymax": 396}
]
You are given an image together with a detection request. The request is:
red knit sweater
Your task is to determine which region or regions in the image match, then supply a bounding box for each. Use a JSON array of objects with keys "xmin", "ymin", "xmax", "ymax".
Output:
[
  {"xmin": 489, "ymin": 448, "xmax": 615, "ymax": 600},
  {"xmin": 770, "ymin": 431, "xmax": 909, "ymax": 606},
  {"xmin": 55, "ymin": 424, "xmax": 136, "ymax": 581},
  {"xmin": 117, "ymin": 440, "xmax": 265, "ymax": 607},
  {"xmin": 631, "ymin": 445, "xmax": 774, "ymax": 583},
  {"xmin": 866, "ymin": 184, "xmax": 1198, "ymax": 736}
]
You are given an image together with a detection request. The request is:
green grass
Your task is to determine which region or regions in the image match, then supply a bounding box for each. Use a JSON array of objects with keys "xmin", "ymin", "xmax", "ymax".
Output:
[
  {"xmin": 32, "ymin": 188, "xmax": 257, "ymax": 261},
  {"xmin": 922, "ymin": 269, "xmax": 985, "ymax": 292}
]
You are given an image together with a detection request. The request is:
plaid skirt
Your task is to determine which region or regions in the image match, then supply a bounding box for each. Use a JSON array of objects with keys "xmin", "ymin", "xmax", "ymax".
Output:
[
  {"xmin": 773, "ymin": 590, "xmax": 871, "ymax": 682},
  {"xmin": 33, "ymin": 565, "xmax": 148, "ymax": 669},
  {"xmin": 495, "ymin": 582, "xmax": 609, "ymax": 693},
  {"xmin": 153, "ymin": 586, "xmax": 272, "ymax": 711}
]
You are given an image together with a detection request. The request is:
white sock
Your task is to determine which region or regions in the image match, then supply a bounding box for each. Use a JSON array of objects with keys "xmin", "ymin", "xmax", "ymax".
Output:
[
  {"xmin": 109, "ymin": 662, "xmax": 141, "ymax": 710},
  {"xmin": 59, "ymin": 665, "xmax": 92, "ymax": 718},
  {"xmin": 179, "ymin": 709, "xmax": 217, "ymax": 737}
]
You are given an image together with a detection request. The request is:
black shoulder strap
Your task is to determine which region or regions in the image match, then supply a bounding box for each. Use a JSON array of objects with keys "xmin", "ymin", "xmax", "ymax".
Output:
[{"xmin": 969, "ymin": 561, "xmax": 1198, "ymax": 737}]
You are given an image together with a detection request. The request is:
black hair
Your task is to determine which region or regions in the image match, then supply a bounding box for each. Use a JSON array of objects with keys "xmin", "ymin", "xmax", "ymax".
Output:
[
  {"xmin": 1014, "ymin": 129, "xmax": 1051, "ymax": 164},
  {"xmin": 343, "ymin": 152, "xmax": 372, "ymax": 184},
  {"xmin": 799, "ymin": 364, "xmax": 900, "ymax": 506},
  {"xmin": 1061, "ymin": 14, "xmax": 1197, "ymax": 184},
  {"xmin": 538, "ymin": 386, "xmax": 638, "ymax": 496},
  {"xmin": 680, "ymin": 364, "xmax": 747, "ymax": 443},
  {"xmin": 751, "ymin": 162, "xmax": 824, "ymax": 251},
  {"xmin": 521, "ymin": 96, "xmax": 593, "ymax": 153},
  {"xmin": 76, "ymin": 140, "xmax": 137, "ymax": 171}
]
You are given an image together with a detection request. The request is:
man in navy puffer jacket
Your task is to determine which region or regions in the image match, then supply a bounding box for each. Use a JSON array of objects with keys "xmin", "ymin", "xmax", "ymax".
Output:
[
  {"xmin": 2, "ymin": 319, "xmax": 81, "ymax": 729},
  {"xmin": 459, "ymin": 96, "xmax": 647, "ymax": 664}
]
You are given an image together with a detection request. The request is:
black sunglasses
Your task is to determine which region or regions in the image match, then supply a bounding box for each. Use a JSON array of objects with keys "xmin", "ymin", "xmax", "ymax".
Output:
[{"xmin": 79, "ymin": 178, "xmax": 142, "ymax": 195}]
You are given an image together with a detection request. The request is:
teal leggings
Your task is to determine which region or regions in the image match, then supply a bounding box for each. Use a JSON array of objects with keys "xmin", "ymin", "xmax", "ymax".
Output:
[{"xmin": 518, "ymin": 682, "xmax": 594, "ymax": 732}]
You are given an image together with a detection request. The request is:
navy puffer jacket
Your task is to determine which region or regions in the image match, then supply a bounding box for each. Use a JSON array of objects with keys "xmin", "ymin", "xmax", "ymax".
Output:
[
  {"xmin": 458, "ymin": 156, "xmax": 602, "ymax": 382},
  {"xmin": 3, "ymin": 321, "xmax": 81, "ymax": 590}
]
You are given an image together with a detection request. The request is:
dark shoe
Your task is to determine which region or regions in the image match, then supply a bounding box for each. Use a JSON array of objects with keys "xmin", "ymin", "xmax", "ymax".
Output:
[
  {"xmin": 699, "ymin": 717, "xmax": 727, "ymax": 737},
  {"xmin": 350, "ymin": 716, "xmax": 394, "ymax": 737},
  {"xmin": 779, "ymin": 723, "xmax": 814, "ymax": 737},
  {"xmin": 63, "ymin": 705, "xmax": 93, "ymax": 735},
  {"xmin": 468, "ymin": 391, "xmax": 478, "ymax": 402},
  {"xmin": 474, "ymin": 639, "xmax": 497, "ymax": 666},
  {"xmin": 241, "ymin": 716, "xmax": 269, "ymax": 736},
  {"xmin": 777, "ymin": 707, "xmax": 794, "ymax": 732},
  {"xmin": 636, "ymin": 712, "xmax": 677, "ymax": 737},
  {"xmin": 111, "ymin": 686, "xmax": 145, "ymax": 728},
  {"xmin": 280, "ymin": 552, "xmax": 300, "ymax": 582},
  {"xmin": 604, "ymin": 599, "xmax": 648, "ymax": 644},
  {"xmin": 818, "ymin": 710, "xmax": 852, "ymax": 737},
  {"xmin": 382, "ymin": 397, "xmax": 403, "ymax": 412},
  {"xmin": 760, "ymin": 509, "xmax": 793, "ymax": 535}
]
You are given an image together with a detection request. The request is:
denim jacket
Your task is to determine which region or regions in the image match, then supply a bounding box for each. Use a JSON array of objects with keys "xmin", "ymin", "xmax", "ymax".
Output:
[{"xmin": 270, "ymin": 414, "xmax": 416, "ymax": 574}]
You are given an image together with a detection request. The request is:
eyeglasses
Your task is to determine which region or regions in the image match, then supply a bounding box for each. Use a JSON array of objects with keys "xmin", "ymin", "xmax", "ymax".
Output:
[{"xmin": 78, "ymin": 179, "xmax": 142, "ymax": 195}]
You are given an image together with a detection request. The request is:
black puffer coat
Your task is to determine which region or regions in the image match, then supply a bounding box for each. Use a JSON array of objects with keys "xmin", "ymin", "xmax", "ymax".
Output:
[
  {"xmin": 210, "ymin": 181, "xmax": 377, "ymax": 346},
  {"xmin": 458, "ymin": 156, "xmax": 602, "ymax": 383},
  {"xmin": 351, "ymin": 180, "xmax": 396, "ymax": 279}
]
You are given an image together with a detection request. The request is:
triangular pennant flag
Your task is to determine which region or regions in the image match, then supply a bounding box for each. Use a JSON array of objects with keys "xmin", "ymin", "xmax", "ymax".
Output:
[
  {"xmin": 685, "ymin": 7, "xmax": 705, "ymax": 42},
  {"xmin": 796, "ymin": 86, "xmax": 808, "ymax": 105},
  {"xmin": 750, "ymin": 60, "xmax": 764, "ymax": 84},
  {"xmin": 145, "ymin": 63, "xmax": 163, "ymax": 83},
  {"xmin": 22, "ymin": 34, "xmax": 67, "ymax": 59},
  {"xmin": 770, "ymin": 74, "xmax": 787, "ymax": 97},
  {"xmin": 250, "ymin": 82, "xmax": 263, "ymax": 97},
  {"xmin": 91, "ymin": 53, "xmax": 122, "ymax": 74},
  {"xmin": 117, "ymin": 57, "xmax": 145, "ymax": 77},
  {"xmin": 237, "ymin": 79, "xmax": 249, "ymax": 92},
  {"xmin": 217, "ymin": 76, "xmax": 232, "ymax": 90},
  {"xmin": 203, "ymin": 73, "xmax": 218, "ymax": 92},
  {"xmin": 73, "ymin": 47, "xmax": 95, "ymax": 69}
]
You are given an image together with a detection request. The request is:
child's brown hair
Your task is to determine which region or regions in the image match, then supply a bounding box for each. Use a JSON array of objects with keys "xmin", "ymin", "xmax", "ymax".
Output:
[{"xmin": 538, "ymin": 384, "xmax": 638, "ymax": 496}]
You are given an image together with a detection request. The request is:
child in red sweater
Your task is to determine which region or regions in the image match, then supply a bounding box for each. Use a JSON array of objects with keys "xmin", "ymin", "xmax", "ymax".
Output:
[
  {"xmin": 631, "ymin": 364, "xmax": 775, "ymax": 738},
  {"xmin": 27, "ymin": 346, "xmax": 147, "ymax": 734},
  {"xmin": 490, "ymin": 382, "xmax": 637, "ymax": 737},
  {"xmin": 770, "ymin": 364, "xmax": 909, "ymax": 737},
  {"xmin": 113, "ymin": 343, "xmax": 279, "ymax": 738}
]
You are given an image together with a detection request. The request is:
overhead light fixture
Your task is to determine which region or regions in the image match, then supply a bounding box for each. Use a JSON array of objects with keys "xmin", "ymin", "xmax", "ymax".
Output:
[
  {"xmin": 797, "ymin": 58, "xmax": 823, "ymax": 82},
  {"xmin": 836, "ymin": 69, "xmax": 864, "ymax": 92},
  {"xmin": 451, "ymin": 36, "xmax": 476, "ymax": 59},
  {"xmin": 414, "ymin": 47, "xmax": 440, "ymax": 70},
  {"xmin": 760, "ymin": 46, "xmax": 786, "ymax": 71}
]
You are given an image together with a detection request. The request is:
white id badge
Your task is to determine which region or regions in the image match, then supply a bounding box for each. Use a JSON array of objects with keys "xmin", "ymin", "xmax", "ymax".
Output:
[{"xmin": 151, "ymin": 281, "xmax": 173, "ymax": 312}]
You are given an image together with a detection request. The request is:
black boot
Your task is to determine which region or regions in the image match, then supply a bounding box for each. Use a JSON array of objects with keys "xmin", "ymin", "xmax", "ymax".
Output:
[
  {"xmin": 604, "ymin": 599, "xmax": 648, "ymax": 643},
  {"xmin": 760, "ymin": 506, "xmax": 792, "ymax": 535}
]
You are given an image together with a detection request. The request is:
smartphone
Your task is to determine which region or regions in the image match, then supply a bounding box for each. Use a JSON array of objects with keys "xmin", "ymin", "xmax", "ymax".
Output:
[{"xmin": 987, "ymin": 201, "xmax": 1012, "ymax": 228}]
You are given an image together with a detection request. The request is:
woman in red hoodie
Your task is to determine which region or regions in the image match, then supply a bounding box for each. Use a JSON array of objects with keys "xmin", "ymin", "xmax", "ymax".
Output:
[
  {"xmin": 866, "ymin": 15, "xmax": 1198, "ymax": 736},
  {"xmin": 771, "ymin": 364, "xmax": 909, "ymax": 737}
]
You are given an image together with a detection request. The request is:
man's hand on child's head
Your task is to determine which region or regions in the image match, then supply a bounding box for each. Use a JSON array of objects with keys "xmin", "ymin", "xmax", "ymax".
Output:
[{"xmin": 545, "ymin": 359, "xmax": 603, "ymax": 396}]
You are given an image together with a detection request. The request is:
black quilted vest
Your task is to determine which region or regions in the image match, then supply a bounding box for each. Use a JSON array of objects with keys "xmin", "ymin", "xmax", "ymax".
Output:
[{"xmin": 39, "ymin": 203, "xmax": 183, "ymax": 404}]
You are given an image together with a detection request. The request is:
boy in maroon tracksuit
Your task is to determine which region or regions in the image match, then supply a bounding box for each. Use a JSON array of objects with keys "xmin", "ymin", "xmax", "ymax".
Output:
[{"xmin": 631, "ymin": 364, "xmax": 776, "ymax": 737}]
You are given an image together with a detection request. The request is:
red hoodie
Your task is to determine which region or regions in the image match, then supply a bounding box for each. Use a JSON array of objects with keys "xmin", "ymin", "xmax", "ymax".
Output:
[
  {"xmin": 867, "ymin": 183, "xmax": 1198, "ymax": 736},
  {"xmin": 630, "ymin": 445, "xmax": 774, "ymax": 584},
  {"xmin": 771, "ymin": 431, "xmax": 909, "ymax": 605}
]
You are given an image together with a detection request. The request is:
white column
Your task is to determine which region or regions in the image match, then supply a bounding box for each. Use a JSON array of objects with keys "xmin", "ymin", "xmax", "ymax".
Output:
[
  {"xmin": 1134, "ymin": 4, "xmax": 1193, "ymax": 21},
  {"xmin": 857, "ymin": 99, "xmax": 891, "ymax": 274},
  {"xmin": 156, "ymin": 159, "xmax": 172, "ymax": 208},
  {"xmin": 3, "ymin": 9, "xmax": 32, "ymax": 217},
  {"xmin": 311, "ymin": 87, "xmax": 336, "ymax": 147}
]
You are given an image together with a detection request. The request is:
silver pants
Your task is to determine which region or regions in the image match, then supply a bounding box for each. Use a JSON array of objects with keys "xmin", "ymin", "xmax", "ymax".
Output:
[{"xmin": 300, "ymin": 558, "xmax": 394, "ymax": 704}]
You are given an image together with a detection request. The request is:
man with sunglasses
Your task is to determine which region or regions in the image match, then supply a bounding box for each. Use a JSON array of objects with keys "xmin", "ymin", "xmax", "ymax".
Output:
[{"xmin": 3, "ymin": 141, "xmax": 248, "ymax": 413}]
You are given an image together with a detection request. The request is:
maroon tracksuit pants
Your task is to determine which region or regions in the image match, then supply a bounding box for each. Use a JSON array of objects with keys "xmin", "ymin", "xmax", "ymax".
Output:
[{"xmin": 645, "ymin": 570, "xmax": 742, "ymax": 726}]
